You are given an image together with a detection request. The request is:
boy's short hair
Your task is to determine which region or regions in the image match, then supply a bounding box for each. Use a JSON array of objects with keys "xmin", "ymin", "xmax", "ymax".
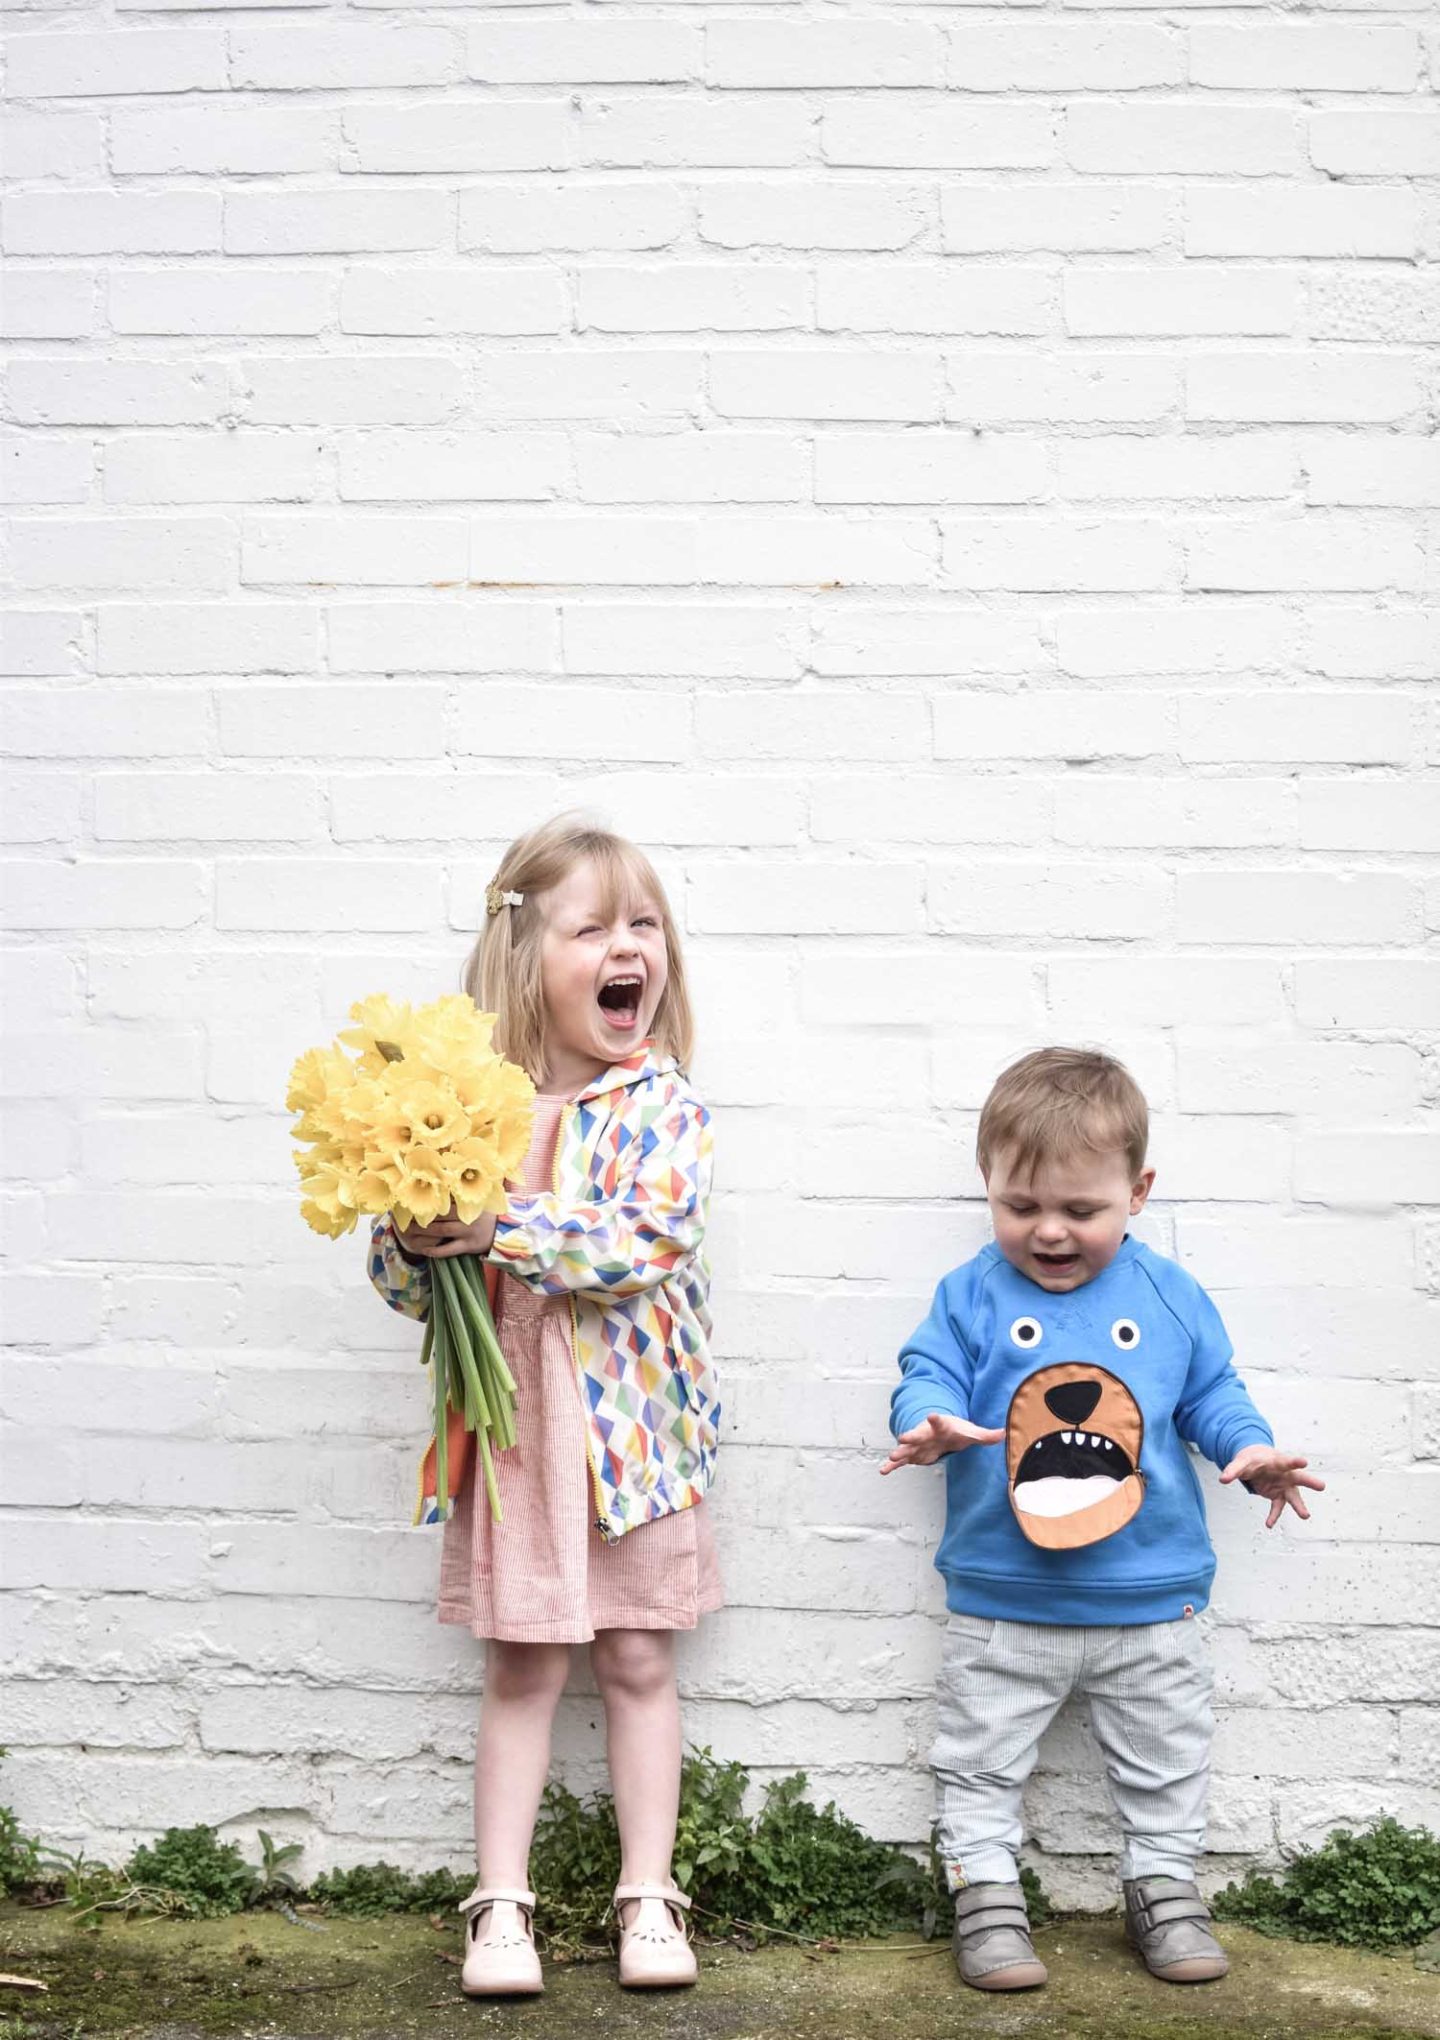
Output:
[{"xmin": 977, "ymin": 1047, "xmax": 1149, "ymax": 1182}]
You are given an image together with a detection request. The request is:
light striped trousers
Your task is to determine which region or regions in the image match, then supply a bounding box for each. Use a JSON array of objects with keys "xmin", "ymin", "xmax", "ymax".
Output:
[{"xmin": 931, "ymin": 1612, "xmax": 1214, "ymax": 1888}]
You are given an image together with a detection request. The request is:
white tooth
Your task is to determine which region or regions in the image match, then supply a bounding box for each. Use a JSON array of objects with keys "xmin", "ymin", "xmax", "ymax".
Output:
[
  {"xmin": 1091, "ymin": 1436, "xmax": 1101, "ymax": 1449},
  {"xmin": 1061, "ymin": 1432, "xmax": 1072, "ymax": 1445},
  {"xmin": 1104, "ymin": 1440, "xmax": 1113, "ymax": 1451}
]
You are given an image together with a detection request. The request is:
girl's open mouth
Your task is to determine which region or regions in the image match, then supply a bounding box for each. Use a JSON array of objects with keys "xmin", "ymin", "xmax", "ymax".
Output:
[{"xmin": 597, "ymin": 975, "xmax": 643, "ymax": 1029}]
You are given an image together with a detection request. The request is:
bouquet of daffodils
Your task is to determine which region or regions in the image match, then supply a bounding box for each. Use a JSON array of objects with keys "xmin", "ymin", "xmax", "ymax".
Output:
[{"xmin": 287, "ymin": 994, "xmax": 535, "ymax": 1520}]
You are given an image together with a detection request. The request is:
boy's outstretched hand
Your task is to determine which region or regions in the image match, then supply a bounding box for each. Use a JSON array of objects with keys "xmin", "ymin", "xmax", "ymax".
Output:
[
  {"xmin": 880, "ymin": 1413, "xmax": 1005, "ymax": 1476},
  {"xmin": 1219, "ymin": 1444, "xmax": 1325, "ymax": 1528}
]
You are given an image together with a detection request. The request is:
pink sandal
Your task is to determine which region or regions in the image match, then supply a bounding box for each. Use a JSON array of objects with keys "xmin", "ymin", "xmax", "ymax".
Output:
[
  {"xmin": 458, "ymin": 1885, "xmax": 543, "ymax": 1996},
  {"xmin": 613, "ymin": 1881, "xmax": 697, "ymax": 1989}
]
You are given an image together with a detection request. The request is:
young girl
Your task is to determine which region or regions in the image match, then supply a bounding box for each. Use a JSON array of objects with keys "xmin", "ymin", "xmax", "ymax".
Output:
[{"xmin": 366, "ymin": 816, "xmax": 721, "ymax": 1996}]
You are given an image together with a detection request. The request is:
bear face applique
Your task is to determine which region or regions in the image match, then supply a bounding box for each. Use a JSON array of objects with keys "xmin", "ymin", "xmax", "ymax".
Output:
[{"xmin": 1005, "ymin": 1349, "xmax": 1146, "ymax": 1552}]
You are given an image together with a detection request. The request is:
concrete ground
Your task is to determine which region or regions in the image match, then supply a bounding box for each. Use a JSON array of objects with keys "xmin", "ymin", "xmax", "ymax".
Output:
[{"xmin": 2, "ymin": 1903, "xmax": 1439, "ymax": 2040}]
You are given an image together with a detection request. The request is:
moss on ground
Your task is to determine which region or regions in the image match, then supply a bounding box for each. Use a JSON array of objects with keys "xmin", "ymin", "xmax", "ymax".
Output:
[{"xmin": 2, "ymin": 1901, "xmax": 1438, "ymax": 2040}]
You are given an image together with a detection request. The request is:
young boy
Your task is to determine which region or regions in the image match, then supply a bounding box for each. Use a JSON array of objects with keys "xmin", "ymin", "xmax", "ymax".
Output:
[{"xmin": 883, "ymin": 1048, "xmax": 1322, "ymax": 1992}]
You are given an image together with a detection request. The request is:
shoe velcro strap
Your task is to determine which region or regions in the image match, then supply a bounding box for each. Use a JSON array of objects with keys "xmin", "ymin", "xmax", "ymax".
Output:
[
  {"xmin": 957, "ymin": 1900, "xmax": 1031, "ymax": 1935},
  {"xmin": 613, "ymin": 1883, "xmax": 691, "ymax": 1910},
  {"xmin": 458, "ymin": 1885, "xmax": 535, "ymax": 1916},
  {"xmin": 1138, "ymin": 1894, "xmax": 1210, "ymax": 1929}
]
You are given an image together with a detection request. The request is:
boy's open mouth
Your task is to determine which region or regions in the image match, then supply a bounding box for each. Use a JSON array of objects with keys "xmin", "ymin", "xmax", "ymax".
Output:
[
  {"xmin": 1012, "ymin": 1428, "xmax": 1133, "ymax": 1518},
  {"xmin": 597, "ymin": 974, "xmax": 643, "ymax": 1028},
  {"xmin": 1033, "ymin": 1251, "xmax": 1080, "ymax": 1273}
]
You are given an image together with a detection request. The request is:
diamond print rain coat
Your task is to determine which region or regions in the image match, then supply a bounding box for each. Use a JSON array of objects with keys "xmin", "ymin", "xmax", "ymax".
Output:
[{"xmin": 368, "ymin": 1045, "xmax": 718, "ymax": 1542}]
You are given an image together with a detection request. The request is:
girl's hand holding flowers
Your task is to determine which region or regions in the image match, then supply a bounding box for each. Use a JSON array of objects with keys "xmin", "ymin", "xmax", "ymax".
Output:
[{"xmin": 396, "ymin": 1212, "xmax": 498, "ymax": 1259}]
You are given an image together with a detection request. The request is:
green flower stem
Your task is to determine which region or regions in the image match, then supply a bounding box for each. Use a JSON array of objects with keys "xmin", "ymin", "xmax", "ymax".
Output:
[
  {"xmin": 426, "ymin": 1252, "xmax": 515, "ymax": 1524},
  {"xmin": 430, "ymin": 1270, "xmax": 450, "ymax": 1515}
]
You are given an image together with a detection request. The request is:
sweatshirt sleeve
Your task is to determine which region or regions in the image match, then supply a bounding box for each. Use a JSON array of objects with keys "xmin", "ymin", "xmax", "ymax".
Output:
[
  {"xmin": 1170, "ymin": 1276, "xmax": 1274, "ymax": 1468},
  {"xmin": 890, "ymin": 1267, "xmax": 980, "ymax": 1440},
  {"xmin": 367, "ymin": 1216, "xmax": 431, "ymax": 1322},
  {"xmin": 488, "ymin": 1088, "xmax": 711, "ymax": 1301}
]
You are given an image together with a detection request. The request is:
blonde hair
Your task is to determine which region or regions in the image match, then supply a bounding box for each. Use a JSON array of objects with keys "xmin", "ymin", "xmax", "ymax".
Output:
[
  {"xmin": 977, "ymin": 1047, "xmax": 1149, "ymax": 1183},
  {"xmin": 462, "ymin": 814, "xmax": 694, "ymax": 1086}
]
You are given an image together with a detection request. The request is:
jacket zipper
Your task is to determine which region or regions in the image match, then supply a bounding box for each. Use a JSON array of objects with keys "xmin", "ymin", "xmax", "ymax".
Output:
[{"xmin": 554, "ymin": 1096, "xmax": 616, "ymax": 1542}]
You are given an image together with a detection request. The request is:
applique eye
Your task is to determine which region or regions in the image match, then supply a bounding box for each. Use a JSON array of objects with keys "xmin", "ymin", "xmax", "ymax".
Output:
[
  {"xmin": 1111, "ymin": 1319, "xmax": 1141, "ymax": 1352},
  {"xmin": 1010, "ymin": 1316, "xmax": 1043, "ymax": 1350}
]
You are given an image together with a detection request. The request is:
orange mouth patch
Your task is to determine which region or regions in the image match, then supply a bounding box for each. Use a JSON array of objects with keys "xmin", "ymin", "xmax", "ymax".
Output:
[{"xmin": 1006, "ymin": 1362, "xmax": 1146, "ymax": 1551}]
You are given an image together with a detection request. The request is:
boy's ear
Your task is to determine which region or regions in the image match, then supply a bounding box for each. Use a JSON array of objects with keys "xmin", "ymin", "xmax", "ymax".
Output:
[{"xmin": 1129, "ymin": 1167, "xmax": 1156, "ymax": 1216}]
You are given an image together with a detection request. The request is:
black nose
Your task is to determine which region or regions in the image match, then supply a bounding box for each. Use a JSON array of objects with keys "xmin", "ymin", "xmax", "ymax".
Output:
[{"xmin": 1044, "ymin": 1380, "xmax": 1101, "ymax": 1426}]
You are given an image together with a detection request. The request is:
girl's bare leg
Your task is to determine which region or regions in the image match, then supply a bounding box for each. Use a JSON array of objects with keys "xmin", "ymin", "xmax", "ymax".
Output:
[
  {"xmin": 474, "ymin": 1640, "xmax": 572, "ymax": 1881},
  {"xmin": 590, "ymin": 1628, "xmax": 682, "ymax": 1883}
]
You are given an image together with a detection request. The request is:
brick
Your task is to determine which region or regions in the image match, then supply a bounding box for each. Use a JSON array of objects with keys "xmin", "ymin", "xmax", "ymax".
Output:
[
  {"xmin": 93, "ymin": 772, "xmax": 322, "ymax": 845},
  {"xmin": 816, "ymin": 433, "xmax": 1046, "ymax": 505},
  {"xmin": 930, "ymin": 861, "xmax": 1169, "ymax": 939},
  {"xmin": 1056, "ymin": 607, "xmax": 1285, "ymax": 680},
  {"xmin": 3, "ymin": 29, "xmax": 225, "ymax": 98},
  {"xmin": 1068, "ymin": 102, "xmax": 1298, "ymax": 175},
  {"xmin": 6, "ymin": 360, "xmax": 228, "ymax": 428},
  {"xmin": 0, "ymin": 769, "xmax": 81, "ymax": 842},
  {"xmin": 593, "ymin": 770, "xmax": 806, "ymax": 849},
  {"xmin": 218, "ymin": 684, "xmax": 445, "ymax": 759},
  {"xmin": 326, "ymin": 601, "xmax": 554, "ymax": 675},
  {"xmin": 1186, "ymin": 188, "xmax": 1416, "ymax": 260},
  {"xmin": 562, "ymin": 603, "xmax": 801, "ymax": 679},
  {"xmin": 4, "ymin": 191, "xmax": 219, "ymax": 256},
  {"xmin": 3, "ymin": 683, "xmax": 207, "ymax": 755},
  {"xmin": 340, "ymin": 267, "xmax": 563, "ymax": 338},
  {"xmin": 469, "ymin": 515, "xmax": 696, "ymax": 586},
  {"xmin": 460, "ymin": 182, "xmax": 684, "ymax": 254},
  {"xmin": 800, "ymin": 950, "xmax": 1039, "ymax": 1029},
  {"xmin": 812, "ymin": 772, "xmax": 1052, "ymax": 847},
  {"xmin": 574, "ymin": 432, "xmax": 806, "ymax": 504},
  {"xmin": 104, "ymin": 432, "xmax": 322, "ymax": 507},
  {"xmin": 1190, "ymin": 25, "xmax": 1419, "ymax": 91},
  {"xmin": 8, "ymin": 516, "xmax": 232, "ymax": 592},
  {"xmin": 453, "ymin": 683, "xmax": 684, "ymax": 764},
  {"xmin": 4, "ymin": 112, "xmax": 104, "ymax": 180},
  {"xmin": 337, "ymin": 430, "xmax": 565, "ymax": 503},
  {"xmin": 811, "ymin": 607, "xmax": 1043, "ymax": 678},
  {"xmin": 467, "ymin": 23, "xmax": 699, "ymax": 84},
  {"xmin": 1057, "ymin": 438, "xmax": 1292, "ymax": 502},
  {"xmin": 342, "ymin": 100, "xmax": 570, "ymax": 173},
  {"xmin": 1303, "ymin": 437, "xmax": 1440, "ymax": 510},
  {"xmin": 97, "ymin": 604, "xmax": 312, "ymax": 676},
  {"xmin": 943, "ymin": 518, "xmax": 1174, "ymax": 591},
  {"xmin": 110, "ymin": 269, "xmax": 332, "ymax": 338},
  {"xmin": 1182, "ymin": 1039, "xmax": 1423, "ymax": 1124},
  {"xmin": 0, "ymin": 270, "xmax": 95, "ymax": 340},
  {"xmin": 688, "ymin": 862, "xmax": 924, "ymax": 937},
  {"xmin": 329, "ymin": 769, "xmax": 556, "ymax": 844},
  {"xmin": 110, "ymin": 105, "xmax": 334, "ymax": 175},
  {"xmin": 824, "ymin": 99, "xmax": 1054, "ymax": 169},
  {"xmin": 1186, "ymin": 516, "xmax": 1421, "ymax": 594},
  {"xmin": 702, "ymin": 516, "xmax": 932, "ymax": 588},
  {"xmin": 580, "ymin": 96, "xmax": 810, "ymax": 171},
  {"xmin": 1304, "ymin": 608, "xmax": 1437, "ymax": 681},
  {"xmin": 2, "ymin": 1517, "xmax": 208, "ymax": 1593},
  {"xmin": 950, "ymin": 24, "xmax": 1182, "ymax": 90},
  {"xmin": 1299, "ymin": 780, "xmax": 1440, "ymax": 854},
  {"xmin": 2, "ymin": 860, "xmax": 205, "ymax": 930},
  {"xmin": 1048, "ymin": 957, "xmax": 1286, "ymax": 1032},
  {"xmin": 700, "ymin": 184, "xmax": 926, "ymax": 253},
  {"xmin": 229, "ymin": 25, "xmax": 457, "ymax": 91},
  {"xmin": 0, "ymin": 434, "xmax": 92, "ymax": 506},
  {"xmin": 1176, "ymin": 871, "xmax": 1415, "ymax": 947},
  {"xmin": 0, "ymin": 1270, "xmax": 103, "ymax": 1345},
  {"xmin": 242, "ymin": 514, "xmax": 467, "ymax": 587},
  {"xmin": 1294, "ymin": 959, "xmax": 1440, "ymax": 1031},
  {"xmin": 1312, "ymin": 268, "xmax": 1439, "ymax": 347},
  {"xmin": 696, "ymin": 689, "xmax": 927, "ymax": 763},
  {"xmin": 934, "ymin": 689, "xmax": 1172, "ymax": 760},
  {"xmin": 943, "ymin": 183, "xmax": 1173, "ymax": 253},
  {"xmin": 1310, "ymin": 109, "xmax": 1440, "ymax": 177},
  {"xmin": 216, "ymin": 860, "xmax": 438, "ymax": 932},
  {"xmin": 707, "ymin": 22, "xmax": 942, "ymax": 89},
  {"xmin": 818, "ymin": 265, "xmax": 1051, "ymax": 335},
  {"xmin": 1179, "ymin": 692, "xmax": 1410, "ymax": 766},
  {"xmin": 948, "ymin": 354, "xmax": 1178, "ymax": 424},
  {"xmin": 1065, "ymin": 267, "xmax": 1298, "ymax": 338},
  {"xmin": 225, "ymin": 190, "xmax": 447, "ymax": 257},
  {"xmin": 1296, "ymin": 1132, "xmax": 1440, "ymax": 1208},
  {"xmin": 1188, "ymin": 354, "xmax": 1419, "ymax": 426},
  {"xmin": 578, "ymin": 265, "xmax": 807, "ymax": 333},
  {"xmin": 1179, "ymin": 1215, "xmax": 1413, "ymax": 1292},
  {"xmin": 1055, "ymin": 776, "xmax": 1293, "ymax": 850},
  {"xmin": 711, "ymin": 350, "xmax": 943, "ymax": 423},
  {"xmin": 473, "ymin": 350, "xmax": 702, "ymax": 422}
]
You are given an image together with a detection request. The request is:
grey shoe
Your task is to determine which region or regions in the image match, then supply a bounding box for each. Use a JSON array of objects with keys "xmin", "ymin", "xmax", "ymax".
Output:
[
  {"xmin": 951, "ymin": 1882, "xmax": 1048, "ymax": 1991},
  {"xmin": 1124, "ymin": 1877, "xmax": 1229, "ymax": 1984}
]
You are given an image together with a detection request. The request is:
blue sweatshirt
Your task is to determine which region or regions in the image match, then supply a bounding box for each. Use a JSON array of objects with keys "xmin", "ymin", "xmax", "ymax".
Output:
[{"xmin": 890, "ymin": 1238, "xmax": 1273, "ymax": 1626}]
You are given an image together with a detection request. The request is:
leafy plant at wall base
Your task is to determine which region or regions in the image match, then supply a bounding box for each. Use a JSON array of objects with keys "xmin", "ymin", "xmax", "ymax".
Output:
[
  {"xmin": 309, "ymin": 1863, "xmax": 469, "ymax": 1917},
  {"xmin": 0, "ymin": 1749, "xmax": 43, "ymax": 1896},
  {"xmin": 251, "ymin": 1830, "xmax": 305, "ymax": 1909},
  {"xmin": 1213, "ymin": 1818, "xmax": 1440, "ymax": 1949},
  {"xmin": 122, "ymin": 1827, "xmax": 257, "ymax": 1920}
]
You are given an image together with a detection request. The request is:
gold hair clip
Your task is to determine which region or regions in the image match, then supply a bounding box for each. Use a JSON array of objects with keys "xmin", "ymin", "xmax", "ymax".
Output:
[{"xmin": 485, "ymin": 880, "xmax": 524, "ymax": 918}]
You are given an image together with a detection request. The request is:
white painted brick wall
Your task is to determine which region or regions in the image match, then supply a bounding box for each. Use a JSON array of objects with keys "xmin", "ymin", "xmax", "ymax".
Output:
[{"xmin": 1, "ymin": 0, "xmax": 1436, "ymax": 1906}]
